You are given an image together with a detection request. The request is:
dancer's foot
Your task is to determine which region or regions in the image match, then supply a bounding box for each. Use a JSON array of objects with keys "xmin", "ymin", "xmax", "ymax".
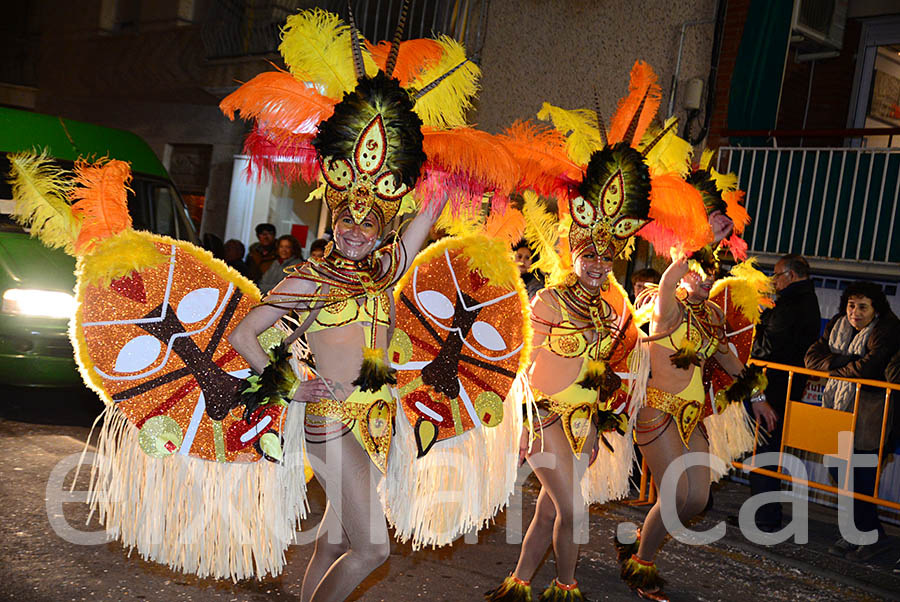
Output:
[
  {"xmin": 538, "ymin": 578, "xmax": 585, "ymax": 601},
  {"xmin": 621, "ymin": 555, "xmax": 667, "ymax": 602},
  {"xmin": 484, "ymin": 574, "xmax": 533, "ymax": 601}
]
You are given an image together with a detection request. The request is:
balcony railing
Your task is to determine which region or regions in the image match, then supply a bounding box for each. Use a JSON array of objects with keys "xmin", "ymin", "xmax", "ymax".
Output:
[
  {"xmin": 717, "ymin": 145, "xmax": 900, "ymax": 266},
  {"xmin": 202, "ymin": 0, "xmax": 490, "ymax": 61}
]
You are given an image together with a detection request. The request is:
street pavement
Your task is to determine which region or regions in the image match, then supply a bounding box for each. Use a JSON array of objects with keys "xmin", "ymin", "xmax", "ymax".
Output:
[{"xmin": 1, "ymin": 385, "xmax": 899, "ymax": 601}]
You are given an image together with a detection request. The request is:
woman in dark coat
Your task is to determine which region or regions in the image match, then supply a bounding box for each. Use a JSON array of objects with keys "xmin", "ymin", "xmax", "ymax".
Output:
[{"xmin": 804, "ymin": 281, "xmax": 900, "ymax": 562}]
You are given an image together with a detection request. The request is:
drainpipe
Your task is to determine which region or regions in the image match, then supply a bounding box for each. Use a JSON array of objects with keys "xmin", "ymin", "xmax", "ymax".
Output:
[
  {"xmin": 689, "ymin": 0, "xmax": 727, "ymax": 145},
  {"xmin": 667, "ymin": 19, "xmax": 714, "ymax": 119}
]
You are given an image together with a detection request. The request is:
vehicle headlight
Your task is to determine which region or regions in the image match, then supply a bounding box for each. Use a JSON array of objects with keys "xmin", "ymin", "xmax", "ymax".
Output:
[{"xmin": 1, "ymin": 288, "xmax": 76, "ymax": 319}]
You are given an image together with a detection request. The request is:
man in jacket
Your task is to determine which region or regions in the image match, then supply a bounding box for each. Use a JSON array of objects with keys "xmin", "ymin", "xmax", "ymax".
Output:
[{"xmin": 741, "ymin": 254, "xmax": 821, "ymax": 531}]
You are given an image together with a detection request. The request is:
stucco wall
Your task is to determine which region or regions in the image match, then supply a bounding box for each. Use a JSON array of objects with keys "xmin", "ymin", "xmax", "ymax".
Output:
[{"xmin": 472, "ymin": 0, "xmax": 719, "ymax": 138}]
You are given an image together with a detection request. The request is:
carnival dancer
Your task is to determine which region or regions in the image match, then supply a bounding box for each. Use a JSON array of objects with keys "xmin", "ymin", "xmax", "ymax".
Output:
[
  {"xmin": 485, "ymin": 61, "xmax": 691, "ymax": 602},
  {"xmin": 617, "ymin": 161, "xmax": 772, "ymax": 599},
  {"xmin": 222, "ymin": 6, "xmax": 518, "ymax": 601}
]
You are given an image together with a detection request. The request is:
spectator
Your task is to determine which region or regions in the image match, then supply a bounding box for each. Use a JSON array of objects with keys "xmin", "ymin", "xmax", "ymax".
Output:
[
  {"xmin": 247, "ymin": 223, "xmax": 277, "ymax": 281},
  {"xmin": 805, "ymin": 281, "xmax": 900, "ymax": 561},
  {"xmin": 223, "ymin": 239, "xmax": 251, "ymax": 278},
  {"xmin": 887, "ymin": 349, "xmax": 900, "ymax": 452},
  {"xmin": 309, "ymin": 237, "xmax": 329, "ymax": 260},
  {"xmin": 513, "ymin": 239, "xmax": 543, "ymax": 299},
  {"xmin": 630, "ymin": 267, "xmax": 660, "ymax": 301},
  {"xmin": 737, "ymin": 254, "xmax": 820, "ymax": 532},
  {"xmin": 258, "ymin": 235, "xmax": 304, "ymax": 294}
]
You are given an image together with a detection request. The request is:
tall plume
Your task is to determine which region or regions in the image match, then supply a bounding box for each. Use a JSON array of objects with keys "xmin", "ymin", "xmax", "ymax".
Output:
[
  {"xmin": 623, "ymin": 90, "xmax": 649, "ymax": 147},
  {"xmin": 346, "ymin": 2, "xmax": 365, "ymax": 80},
  {"xmin": 385, "ymin": 0, "xmax": 411, "ymax": 78},
  {"xmin": 593, "ymin": 88, "xmax": 608, "ymax": 147},
  {"xmin": 413, "ymin": 57, "xmax": 470, "ymax": 100}
]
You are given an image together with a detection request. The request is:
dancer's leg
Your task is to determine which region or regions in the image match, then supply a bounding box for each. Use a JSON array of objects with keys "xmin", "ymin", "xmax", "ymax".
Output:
[
  {"xmin": 301, "ymin": 502, "xmax": 348, "ymax": 602},
  {"xmin": 635, "ymin": 409, "xmax": 711, "ymax": 563},
  {"xmin": 512, "ymin": 487, "xmax": 556, "ymax": 581},
  {"xmin": 303, "ymin": 427, "xmax": 390, "ymax": 602},
  {"xmin": 515, "ymin": 419, "xmax": 595, "ymax": 585}
]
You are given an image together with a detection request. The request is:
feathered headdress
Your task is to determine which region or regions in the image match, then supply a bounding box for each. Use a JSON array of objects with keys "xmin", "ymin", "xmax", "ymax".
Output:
[
  {"xmin": 504, "ymin": 61, "xmax": 680, "ymax": 282},
  {"xmin": 694, "ymin": 148, "xmax": 751, "ymax": 261},
  {"xmin": 220, "ymin": 6, "xmax": 515, "ymax": 231}
]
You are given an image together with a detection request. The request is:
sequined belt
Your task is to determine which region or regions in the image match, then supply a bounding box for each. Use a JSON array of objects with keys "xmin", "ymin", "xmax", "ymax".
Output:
[
  {"xmin": 645, "ymin": 387, "xmax": 709, "ymax": 448},
  {"xmin": 304, "ymin": 386, "xmax": 396, "ymax": 474}
]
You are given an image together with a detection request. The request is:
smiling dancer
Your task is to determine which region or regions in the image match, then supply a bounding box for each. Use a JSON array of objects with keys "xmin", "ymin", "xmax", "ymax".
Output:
[
  {"xmin": 485, "ymin": 60, "xmax": 697, "ymax": 602},
  {"xmin": 222, "ymin": 6, "xmax": 517, "ymax": 601}
]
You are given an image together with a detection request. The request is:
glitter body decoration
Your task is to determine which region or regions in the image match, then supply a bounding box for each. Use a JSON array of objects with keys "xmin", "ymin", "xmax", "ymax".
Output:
[
  {"xmin": 389, "ymin": 237, "xmax": 528, "ymax": 457},
  {"xmin": 75, "ymin": 234, "xmax": 285, "ymax": 463}
]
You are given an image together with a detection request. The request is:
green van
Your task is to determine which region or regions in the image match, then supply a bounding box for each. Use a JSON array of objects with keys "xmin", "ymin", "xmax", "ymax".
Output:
[{"xmin": 0, "ymin": 107, "xmax": 200, "ymax": 386}]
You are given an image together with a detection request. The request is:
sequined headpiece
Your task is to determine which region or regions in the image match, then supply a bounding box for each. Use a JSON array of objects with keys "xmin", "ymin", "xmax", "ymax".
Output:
[
  {"xmin": 569, "ymin": 143, "xmax": 652, "ymax": 259},
  {"xmin": 314, "ymin": 73, "xmax": 426, "ymax": 229}
]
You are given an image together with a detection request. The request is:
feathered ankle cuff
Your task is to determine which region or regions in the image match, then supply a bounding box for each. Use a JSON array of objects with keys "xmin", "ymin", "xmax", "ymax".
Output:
[
  {"xmin": 484, "ymin": 575, "xmax": 532, "ymax": 601},
  {"xmin": 539, "ymin": 579, "xmax": 585, "ymax": 602},
  {"xmin": 614, "ymin": 529, "xmax": 641, "ymax": 563},
  {"xmin": 621, "ymin": 555, "xmax": 665, "ymax": 591}
]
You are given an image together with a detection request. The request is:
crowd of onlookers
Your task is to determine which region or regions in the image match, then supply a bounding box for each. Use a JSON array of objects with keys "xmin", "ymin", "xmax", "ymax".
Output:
[
  {"xmin": 724, "ymin": 253, "xmax": 898, "ymax": 564},
  {"xmin": 213, "ymin": 222, "xmax": 330, "ymax": 294}
]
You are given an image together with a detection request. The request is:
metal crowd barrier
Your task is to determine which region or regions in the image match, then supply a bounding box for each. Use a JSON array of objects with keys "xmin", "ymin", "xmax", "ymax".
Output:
[
  {"xmin": 625, "ymin": 360, "xmax": 900, "ymax": 510},
  {"xmin": 736, "ymin": 359, "xmax": 900, "ymax": 511}
]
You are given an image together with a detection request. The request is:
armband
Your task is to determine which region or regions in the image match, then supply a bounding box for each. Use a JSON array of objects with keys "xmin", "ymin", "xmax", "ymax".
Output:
[
  {"xmin": 724, "ymin": 364, "xmax": 768, "ymax": 405},
  {"xmin": 240, "ymin": 342, "xmax": 298, "ymax": 419}
]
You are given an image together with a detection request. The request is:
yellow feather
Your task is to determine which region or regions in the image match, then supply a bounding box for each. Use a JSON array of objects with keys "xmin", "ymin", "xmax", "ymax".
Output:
[
  {"xmin": 523, "ymin": 191, "xmax": 564, "ymax": 284},
  {"xmin": 278, "ymin": 9, "xmax": 376, "ymax": 99},
  {"xmin": 409, "ymin": 36, "xmax": 480, "ymax": 129},
  {"xmin": 78, "ymin": 229, "xmax": 168, "ymax": 289},
  {"xmin": 710, "ymin": 259, "xmax": 774, "ymax": 324},
  {"xmin": 7, "ymin": 151, "xmax": 81, "ymax": 255},
  {"xmin": 536, "ymin": 102, "xmax": 602, "ymax": 166},
  {"xmin": 709, "ymin": 166, "xmax": 739, "ymax": 192},
  {"xmin": 641, "ymin": 118, "xmax": 693, "ymax": 178},
  {"xmin": 435, "ymin": 202, "xmax": 482, "ymax": 238},
  {"xmin": 700, "ymin": 148, "xmax": 715, "ymax": 171}
]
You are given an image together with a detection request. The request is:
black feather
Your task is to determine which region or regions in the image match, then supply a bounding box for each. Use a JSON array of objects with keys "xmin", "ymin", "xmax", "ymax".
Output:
[
  {"xmin": 580, "ymin": 143, "xmax": 652, "ymax": 219},
  {"xmin": 687, "ymin": 169, "xmax": 726, "ymax": 215},
  {"xmin": 313, "ymin": 72, "xmax": 426, "ymax": 191}
]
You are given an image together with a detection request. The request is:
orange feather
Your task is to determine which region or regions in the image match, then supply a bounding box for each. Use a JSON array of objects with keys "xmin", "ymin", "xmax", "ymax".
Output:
[
  {"xmin": 642, "ymin": 172, "xmax": 713, "ymax": 254},
  {"xmin": 422, "ymin": 127, "xmax": 519, "ymax": 193},
  {"xmin": 366, "ymin": 39, "xmax": 443, "ymax": 86},
  {"xmin": 69, "ymin": 159, "xmax": 133, "ymax": 253},
  {"xmin": 220, "ymin": 71, "xmax": 337, "ymax": 134},
  {"xmin": 500, "ymin": 121, "xmax": 581, "ymax": 199},
  {"xmin": 608, "ymin": 61, "xmax": 661, "ymax": 147},
  {"xmin": 484, "ymin": 207, "xmax": 526, "ymax": 244},
  {"xmin": 724, "ymin": 190, "xmax": 750, "ymax": 235}
]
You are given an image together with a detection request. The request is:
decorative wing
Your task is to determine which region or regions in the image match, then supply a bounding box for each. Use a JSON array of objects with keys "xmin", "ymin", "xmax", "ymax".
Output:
[
  {"xmin": 389, "ymin": 237, "xmax": 527, "ymax": 457},
  {"xmin": 76, "ymin": 232, "xmax": 288, "ymax": 463}
]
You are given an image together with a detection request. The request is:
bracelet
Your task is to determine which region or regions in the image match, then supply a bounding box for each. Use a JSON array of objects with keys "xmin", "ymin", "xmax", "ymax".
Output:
[
  {"xmin": 750, "ymin": 393, "xmax": 765, "ymax": 403},
  {"xmin": 288, "ymin": 378, "xmax": 301, "ymax": 401}
]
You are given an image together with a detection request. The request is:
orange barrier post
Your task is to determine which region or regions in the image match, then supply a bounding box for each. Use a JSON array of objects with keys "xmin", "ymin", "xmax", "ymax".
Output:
[{"xmin": 735, "ymin": 360, "xmax": 900, "ymax": 511}]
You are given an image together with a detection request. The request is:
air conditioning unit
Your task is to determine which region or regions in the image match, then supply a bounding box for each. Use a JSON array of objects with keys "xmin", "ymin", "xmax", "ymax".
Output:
[{"xmin": 792, "ymin": 0, "xmax": 848, "ymax": 51}]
